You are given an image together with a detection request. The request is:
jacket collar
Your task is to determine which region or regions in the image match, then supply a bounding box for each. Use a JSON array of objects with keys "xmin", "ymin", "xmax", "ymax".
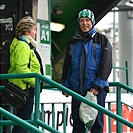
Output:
[{"xmin": 74, "ymin": 27, "xmax": 96, "ymax": 42}]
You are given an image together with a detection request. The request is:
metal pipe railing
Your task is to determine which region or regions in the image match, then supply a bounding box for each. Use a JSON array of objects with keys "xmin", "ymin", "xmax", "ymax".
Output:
[
  {"xmin": 1, "ymin": 73, "xmax": 133, "ymax": 133},
  {"xmin": 113, "ymin": 60, "xmax": 129, "ymax": 86},
  {"xmin": 0, "ymin": 73, "xmax": 61, "ymax": 133},
  {"xmin": 0, "ymin": 107, "xmax": 43, "ymax": 133}
]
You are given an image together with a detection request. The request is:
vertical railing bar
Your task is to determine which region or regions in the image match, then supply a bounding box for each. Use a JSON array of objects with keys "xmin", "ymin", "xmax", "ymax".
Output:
[
  {"xmin": 34, "ymin": 77, "xmax": 41, "ymax": 128},
  {"xmin": 41, "ymin": 103, "xmax": 45, "ymax": 132},
  {"xmin": 63, "ymin": 103, "xmax": 66, "ymax": 133},
  {"xmin": 125, "ymin": 61, "xmax": 129, "ymax": 86},
  {"xmin": 0, "ymin": 110, "xmax": 3, "ymax": 133},
  {"xmin": 116, "ymin": 85, "xmax": 122, "ymax": 133},
  {"xmin": 52, "ymin": 103, "xmax": 55, "ymax": 128},
  {"xmin": 108, "ymin": 102, "xmax": 111, "ymax": 133},
  {"xmin": 10, "ymin": 105, "xmax": 14, "ymax": 132}
]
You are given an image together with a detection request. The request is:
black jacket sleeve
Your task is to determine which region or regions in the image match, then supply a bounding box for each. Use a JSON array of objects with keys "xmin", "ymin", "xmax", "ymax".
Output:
[
  {"xmin": 91, "ymin": 33, "xmax": 112, "ymax": 93},
  {"xmin": 97, "ymin": 34, "xmax": 112, "ymax": 80},
  {"xmin": 62, "ymin": 37, "xmax": 76, "ymax": 81}
]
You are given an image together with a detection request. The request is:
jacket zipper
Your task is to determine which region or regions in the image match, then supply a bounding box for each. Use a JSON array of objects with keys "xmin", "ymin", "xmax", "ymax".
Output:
[
  {"xmin": 92, "ymin": 43, "xmax": 98, "ymax": 66},
  {"xmin": 81, "ymin": 43, "xmax": 86, "ymax": 95}
]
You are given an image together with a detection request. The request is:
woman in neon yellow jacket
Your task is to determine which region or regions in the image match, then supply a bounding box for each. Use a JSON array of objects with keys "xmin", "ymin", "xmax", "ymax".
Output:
[
  {"xmin": 8, "ymin": 16, "xmax": 43, "ymax": 133},
  {"xmin": 8, "ymin": 36, "xmax": 41, "ymax": 90}
]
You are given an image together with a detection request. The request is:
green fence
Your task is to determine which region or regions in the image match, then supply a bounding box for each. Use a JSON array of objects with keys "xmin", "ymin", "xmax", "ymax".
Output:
[
  {"xmin": 0, "ymin": 73, "xmax": 133, "ymax": 133},
  {"xmin": 113, "ymin": 60, "xmax": 129, "ymax": 86}
]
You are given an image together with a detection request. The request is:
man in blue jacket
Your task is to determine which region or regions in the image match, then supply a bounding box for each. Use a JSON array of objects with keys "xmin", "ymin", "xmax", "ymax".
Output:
[{"xmin": 62, "ymin": 9, "xmax": 112, "ymax": 133}]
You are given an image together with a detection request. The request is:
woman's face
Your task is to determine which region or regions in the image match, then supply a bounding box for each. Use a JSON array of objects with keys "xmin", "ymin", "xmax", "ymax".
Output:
[
  {"xmin": 79, "ymin": 18, "xmax": 93, "ymax": 33},
  {"xmin": 27, "ymin": 25, "xmax": 37, "ymax": 39}
]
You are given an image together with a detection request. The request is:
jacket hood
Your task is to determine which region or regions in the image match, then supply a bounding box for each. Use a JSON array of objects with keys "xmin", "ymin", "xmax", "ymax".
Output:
[
  {"xmin": 10, "ymin": 36, "xmax": 34, "ymax": 55},
  {"xmin": 10, "ymin": 38, "xmax": 19, "ymax": 54}
]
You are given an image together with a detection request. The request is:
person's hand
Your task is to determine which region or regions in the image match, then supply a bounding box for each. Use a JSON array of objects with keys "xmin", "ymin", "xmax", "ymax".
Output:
[
  {"xmin": 90, "ymin": 88, "xmax": 99, "ymax": 96},
  {"xmin": 64, "ymin": 93, "xmax": 69, "ymax": 97}
]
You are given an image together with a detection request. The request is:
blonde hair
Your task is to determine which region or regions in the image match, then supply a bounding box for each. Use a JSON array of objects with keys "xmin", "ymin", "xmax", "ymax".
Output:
[{"xmin": 15, "ymin": 16, "xmax": 36, "ymax": 39}]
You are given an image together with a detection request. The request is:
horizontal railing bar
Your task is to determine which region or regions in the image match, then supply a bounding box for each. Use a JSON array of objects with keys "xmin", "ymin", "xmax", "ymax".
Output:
[
  {"xmin": 36, "ymin": 119, "xmax": 61, "ymax": 133},
  {"xmin": 109, "ymin": 82, "xmax": 133, "ymax": 93},
  {"xmin": 0, "ymin": 107, "xmax": 43, "ymax": 133},
  {"xmin": 0, "ymin": 120, "xmax": 35, "ymax": 126},
  {"xmin": 35, "ymin": 73, "xmax": 133, "ymax": 128},
  {"xmin": 1, "ymin": 73, "xmax": 133, "ymax": 130},
  {"xmin": 0, "ymin": 73, "xmax": 37, "ymax": 79},
  {"xmin": 121, "ymin": 102, "xmax": 133, "ymax": 109},
  {"xmin": 113, "ymin": 67, "xmax": 127, "ymax": 70}
]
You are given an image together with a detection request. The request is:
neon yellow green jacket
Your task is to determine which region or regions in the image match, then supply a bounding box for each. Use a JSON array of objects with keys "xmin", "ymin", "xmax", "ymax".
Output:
[{"xmin": 8, "ymin": 38, "xmax": 41, "ymax": 90}]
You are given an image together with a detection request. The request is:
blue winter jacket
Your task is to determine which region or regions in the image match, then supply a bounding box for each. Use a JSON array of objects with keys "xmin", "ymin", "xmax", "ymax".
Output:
[{"xmin": 62, "ymin": 27, "xmax": 112, "ymax": 94}]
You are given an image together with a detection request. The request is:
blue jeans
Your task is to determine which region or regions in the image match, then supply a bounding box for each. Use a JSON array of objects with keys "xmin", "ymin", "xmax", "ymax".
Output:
[
  {"xmin": 12, "ymin": 87, "xmax": 35, "ymax": 133},
  {"xmin": 71, "ymin": 90, "xmax": 107, "ymax": 133}
]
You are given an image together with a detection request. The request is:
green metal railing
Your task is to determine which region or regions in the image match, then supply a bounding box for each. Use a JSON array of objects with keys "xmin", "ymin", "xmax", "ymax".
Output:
[
  {"xmin": 113, "ymin": 60, "xmax": 129, "ymax": 86},
  {"xmin": 109, "ymin": 82, "xmax": 133, "ymax": 132},
  {"xmin": 0, "ymin": 73, "xmax": 133, "ymax": 133},
  {"xmin": 0, "ymin": 73, "xmax": 61, "ymax": 133}
]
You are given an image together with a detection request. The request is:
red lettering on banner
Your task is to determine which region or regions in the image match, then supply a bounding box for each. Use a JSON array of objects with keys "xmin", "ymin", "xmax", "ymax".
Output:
[
  {"xmin": 111, "ymin": 104, "xmax": 116, "ymax": 132},
  {"xmin": 103, "ymin": 115, "xmax": 107, "ymax": 132},
  {"xmin": 103, "ymin": 104, "xmax": 133, "ymax": 132},
  {"xmin": 128, "ymin": 107, "xmax": 133, "ymax": 132},
  {"xmin": 122, "ymin": 105, "xmax": 129, "ymax": 132}
]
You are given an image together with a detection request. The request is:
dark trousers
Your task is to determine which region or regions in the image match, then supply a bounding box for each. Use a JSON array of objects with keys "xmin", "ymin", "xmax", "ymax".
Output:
[
  {"xmin": 12, "ymin": 87, "xmax": 35, "ymax": 133},
  {"xmin": 1, "ymin": 104, "xmax": 13, "ymax": 133},
  {"xmin": 71, "ymin": 90, "xmax": 107, "ymax": 133}
]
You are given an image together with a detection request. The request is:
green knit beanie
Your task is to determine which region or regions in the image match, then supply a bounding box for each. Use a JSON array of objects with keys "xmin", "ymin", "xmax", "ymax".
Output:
[{"xmin": 78, "ymin": 9, "xmax": 95, "ymax": 25}]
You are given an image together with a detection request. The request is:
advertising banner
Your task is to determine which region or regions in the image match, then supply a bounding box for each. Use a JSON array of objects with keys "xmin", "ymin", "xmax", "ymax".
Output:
[{"xmin": 40, "ymin": 91, "xmax": 133, "ymax": 133}]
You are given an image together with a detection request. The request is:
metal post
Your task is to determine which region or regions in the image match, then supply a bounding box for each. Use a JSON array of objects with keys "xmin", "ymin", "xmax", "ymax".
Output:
[
  {"xmin": 125, "ymin": 61, "xmax": 129, "ymax": 86},
  {"xmin": 113, "ymin": 11, "xmax": 116, "ymax": 83},
  {"xmin": 34, "ymin": 78, "xmax": 41, "ymax": 127},
  {"xmin": 63, "ymin": 103, "xmax": 66, "ymax": 133},
  {"xmin": 108, "ymin": 102, "xmax": 112, "ymax": 133},
  {"xmin": 41, "ymin": 103, "xmax": 45, "ymax": 132},
  {"xmin": 116, "ymin": 86, "xmax": 122, "ymax": 133},
  {"xmin": 52, "ymin": 103, "xmax": 55, "ymax": 128}
]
